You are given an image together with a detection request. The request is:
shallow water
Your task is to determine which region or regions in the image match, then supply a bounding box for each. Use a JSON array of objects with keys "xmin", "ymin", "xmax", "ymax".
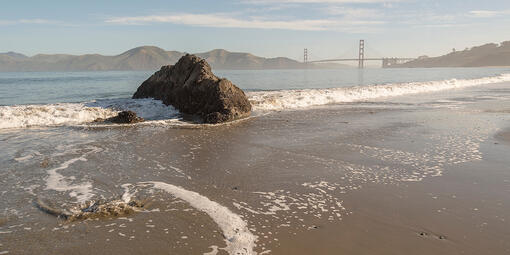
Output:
[{"xmin": 1, "ymin": 68, "xmax": 510, "ymax": 254}]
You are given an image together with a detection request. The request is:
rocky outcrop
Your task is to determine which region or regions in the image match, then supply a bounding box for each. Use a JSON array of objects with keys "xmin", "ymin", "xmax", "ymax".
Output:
[
  {"xmin": 107, "ymin": 111, "xmax": 144, "ymax": 124},
  {"xmin": 132, "ymin": 54, "xmax": 251, "ymax": 123}
]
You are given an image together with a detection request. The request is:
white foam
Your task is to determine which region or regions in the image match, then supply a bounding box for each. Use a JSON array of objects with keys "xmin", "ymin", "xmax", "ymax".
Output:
[
  {"xmin": 121, "ymin": 184, "xmax": 137, "ymax": 204},
  {"xmin": 0, "ymin": 103, "xmax": 116, "ymax": 129},
  {"xmin": 144, "ymin": 181, "xmax": 257, "ymax": 255},
  {"xmin": 204, "ymin": 245, "xmax": 219, "ymax": 255},
  {"xmin": 0, "ymin": 98, "xmax": 179, "ymax": 129},
  {"xmin": 45, "ymin": 146, "xmax": 102, "ymax": 202},
  {"xmin": 248, "ymin": 73, "xmax": 510, "ymax": 111},
  {"xmin": 14, "ymin": 155, "xmax": 34, "ymax": 162},
  {"xmin": 91, "ymin": 98, "xmax": 179, "ymax": 121}
]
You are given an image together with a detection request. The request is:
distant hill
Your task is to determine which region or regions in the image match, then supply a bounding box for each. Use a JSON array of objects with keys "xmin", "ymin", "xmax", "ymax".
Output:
[
  {"xmin": 0, "ymin": 46, "xmax": 345, "ymax": 72},
  {"xmin": 0, "ymin": 52, "xmax": 28, "ymax": 59},
  {"xmin": 396, "ymin": 41, "xmax": 510, "ymax": 68}
]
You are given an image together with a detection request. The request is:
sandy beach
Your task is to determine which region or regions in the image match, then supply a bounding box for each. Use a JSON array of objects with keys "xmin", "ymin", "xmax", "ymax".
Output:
[{"xmin": 497, "ymin": 129, "xmax": 510, "ymax": 144}]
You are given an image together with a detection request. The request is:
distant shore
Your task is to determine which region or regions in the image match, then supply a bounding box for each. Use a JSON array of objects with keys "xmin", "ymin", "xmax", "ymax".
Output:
[{"xmin": 0, "ymin": 46, "xmax": 347, "ymax": 72}]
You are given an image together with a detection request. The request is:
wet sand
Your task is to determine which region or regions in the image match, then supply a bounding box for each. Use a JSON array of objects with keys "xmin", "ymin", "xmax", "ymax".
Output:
[
  {"xmin": 496, "ymin": 129, "xmax": 510, "ymax": 144},
  {"xmin": 273, "ymin": 153, "xmax": 510, "ymax": 255},
  {"xmin": 1, "ymin": 83, "xmax": 510, "ymax": 254}
]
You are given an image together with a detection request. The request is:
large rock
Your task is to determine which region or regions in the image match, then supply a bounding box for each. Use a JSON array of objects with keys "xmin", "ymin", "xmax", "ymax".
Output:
[{"xmin": 132, "ymin": 54, "xmax": 251, "ymax": 123}]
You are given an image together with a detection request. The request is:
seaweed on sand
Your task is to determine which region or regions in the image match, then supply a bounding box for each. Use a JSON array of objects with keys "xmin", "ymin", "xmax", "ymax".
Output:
[{"xmin": 35, "ymin": 197, "xmax": 150, "ymax": 222}]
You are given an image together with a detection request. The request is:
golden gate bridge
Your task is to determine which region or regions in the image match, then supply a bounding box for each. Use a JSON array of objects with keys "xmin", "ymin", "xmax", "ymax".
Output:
[{"xmin": 303, "ymin": 40, "xmax": 416, "ymax": 68}]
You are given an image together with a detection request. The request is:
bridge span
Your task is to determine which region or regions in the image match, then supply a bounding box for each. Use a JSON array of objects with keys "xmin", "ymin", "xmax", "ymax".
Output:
[{"xmin": 304, "ymin": 40, "xmax": 416, "ymax": 68}]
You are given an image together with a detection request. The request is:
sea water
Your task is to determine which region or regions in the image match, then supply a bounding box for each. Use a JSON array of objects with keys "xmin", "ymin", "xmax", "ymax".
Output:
[{"xmin": 1, "ymin": 67, "xmax": 509, "ymax": 129}]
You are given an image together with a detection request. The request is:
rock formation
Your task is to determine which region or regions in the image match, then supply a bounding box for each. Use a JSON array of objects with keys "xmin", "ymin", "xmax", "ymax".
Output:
[{"xmin": 132, "ymin": 54, "xmax": 251, "ymax": 123}]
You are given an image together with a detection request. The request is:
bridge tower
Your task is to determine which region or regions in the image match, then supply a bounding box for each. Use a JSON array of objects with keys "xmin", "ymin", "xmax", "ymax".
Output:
[
  {"xmin": 358, "ymin": 40, "xmax": 365, "ymax": 69},
  {"xmin": 304, "ymin": 48, "xmax": 308, "ymax": 63}
]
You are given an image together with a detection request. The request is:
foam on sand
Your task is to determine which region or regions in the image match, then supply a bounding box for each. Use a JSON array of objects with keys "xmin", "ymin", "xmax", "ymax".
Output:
[
  {"xmin": 248, "ymin": 73, "xmax": 510, "ymax": 111},
  {"xmin": 45, "ymin": 146, "xmax": 102, "ymax": 202},
  {"xmin": 144, "ymin": 181, "xmax": 257, "ymax": 255}
]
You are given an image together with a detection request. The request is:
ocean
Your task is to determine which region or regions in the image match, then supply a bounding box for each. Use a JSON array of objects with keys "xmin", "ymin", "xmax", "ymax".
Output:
[
  {"xmin": 1, "ymin": 68, "xmax": 509, "ymax": 128},
  {"xmin": 1, "ymin": 67, "xmax": 510, "ymax": 255}
]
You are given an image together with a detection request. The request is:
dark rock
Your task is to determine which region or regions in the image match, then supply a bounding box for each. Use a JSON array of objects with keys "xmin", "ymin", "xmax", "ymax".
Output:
[
  {"xmin": 107, "ymin": 111, "xmax": 144, "ymax": 124},
  {"xmin": 132, "ymin": 54, "xmax": 251, "ymax": 123}
]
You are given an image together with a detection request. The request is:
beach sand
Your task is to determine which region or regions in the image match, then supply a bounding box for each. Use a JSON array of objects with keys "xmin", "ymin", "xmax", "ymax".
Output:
[
  {"xmin": 1, "ymin": 83, "xmax": 509, "ymax": 254},
  {"xmin": 496, "ymin": 129, "xmax": 510, "ymax": 144}
]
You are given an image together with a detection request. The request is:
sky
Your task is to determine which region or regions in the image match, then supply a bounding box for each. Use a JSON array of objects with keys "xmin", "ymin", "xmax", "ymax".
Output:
[{"xmin": 1, "ymin": 0, "xmax": 510, "ymax": 61}]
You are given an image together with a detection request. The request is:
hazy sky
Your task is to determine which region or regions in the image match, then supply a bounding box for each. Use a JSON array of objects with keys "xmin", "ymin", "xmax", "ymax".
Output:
[{"xmin": 1, "ymin": 0, "xmax": 510, "ymax": 61}]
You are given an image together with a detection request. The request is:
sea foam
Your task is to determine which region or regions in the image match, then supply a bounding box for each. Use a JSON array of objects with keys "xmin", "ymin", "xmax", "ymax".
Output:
[
  {"xmin": 0, "ymin": 98, "xmax": 178, "ymax": 129},
  {"xmin": 0, "ymin": 103, "xmax": 116, "ymax": 129},
  {"xmin": 247, "ymin": 73, "xmax": 510, "ymax": 111},
  {"xmin": 44, "ymin": 145, "xmax": 102, "ymax": 203},
  {"xmin": 145, "ymin": 181, "xmax": 257, "ymax": 255}
]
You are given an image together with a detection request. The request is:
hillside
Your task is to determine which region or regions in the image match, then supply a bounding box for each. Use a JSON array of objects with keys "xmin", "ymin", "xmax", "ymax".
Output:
[
  {"xmin": 0, "ymin": 47, "xmax": 340, "ymax": 71},
  {"xmin": 397, "ymin": 41, "xmax": 510, "ymax": 68}
]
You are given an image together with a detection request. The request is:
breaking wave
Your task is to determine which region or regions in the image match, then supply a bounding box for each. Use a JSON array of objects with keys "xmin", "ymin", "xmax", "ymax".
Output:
[
  {"xmin": 1, "ymin": 73, "xmax": 509, "ymax": 129},
  {"xmin": 0, "ymin": 98, "xmax": 179, "ymax": 129},
  {"xmin": 247, "ymin": 73, "xmax": 510, "ymax": 111}
]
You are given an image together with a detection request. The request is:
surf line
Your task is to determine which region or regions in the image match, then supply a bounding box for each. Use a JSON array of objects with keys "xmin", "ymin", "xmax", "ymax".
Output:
[{"xmin": 136, "ymin": 181, "xmax": 258, "ymax": 255}]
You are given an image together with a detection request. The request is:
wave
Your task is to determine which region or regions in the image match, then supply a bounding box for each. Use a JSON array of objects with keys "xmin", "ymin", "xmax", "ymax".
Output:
[
  {"xmin": 247, "ymin": 73, "xmax": 510, "ymax": 111},
  {"xmin": 0, "ymin": 98, "xmax": 179, "ymax": 129},
  {"xmin": 1, "ymin": 73, "xmax": 509, "ymax": 129}
]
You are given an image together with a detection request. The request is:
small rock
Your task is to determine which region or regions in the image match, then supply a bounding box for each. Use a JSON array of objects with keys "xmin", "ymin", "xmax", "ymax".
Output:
[
  {"xmin": 40, "ymin": 158, "xmax": 50, "ymax": 168},
  {"xmin": 106, "ymin": 111, "xmax": 144, "ymax": 124}
]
